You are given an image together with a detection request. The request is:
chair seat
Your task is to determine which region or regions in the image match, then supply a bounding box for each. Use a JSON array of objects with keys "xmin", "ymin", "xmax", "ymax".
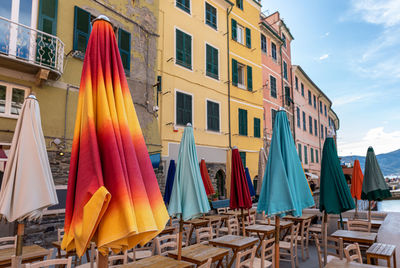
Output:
[
  {"xmin": 309, "ymin": 226, "xmax": 321, "ymax": 233},
  {"xmin": 75, "ymin": 263, "xmax": 97, "ymax": 268},
  {"xmin": 128, "ymin": 250, "xmax": 152, "ymax": 260},
  {"xmin": 313, "ymin": 224, "xmax": 322, "ymax": 228},
  {"xmin": 252, "ymin": 257, "xmax": 273, "ymax": 268},
  {"xmin": 327, "ymin": 255, "xmax": 339, "ymax": 263},
  {"xmin": 279, "ymin": 241, "xmax": 292, "ymax": 250}
]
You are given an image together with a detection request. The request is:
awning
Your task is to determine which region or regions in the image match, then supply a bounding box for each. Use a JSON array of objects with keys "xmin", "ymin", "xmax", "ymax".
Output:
[{"xmin": 305, "ymin": 172, "xmax": 318, "ymax": 179}]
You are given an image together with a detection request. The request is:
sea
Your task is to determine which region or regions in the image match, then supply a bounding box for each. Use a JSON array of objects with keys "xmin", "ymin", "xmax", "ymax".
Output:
[{"xmin": 378, "ymin": 200, "xmax": 400, "ymax": 212}]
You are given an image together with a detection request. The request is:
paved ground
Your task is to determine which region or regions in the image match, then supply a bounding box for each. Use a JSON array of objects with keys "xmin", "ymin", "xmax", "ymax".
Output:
[{"xmin": 280, "ymin": 244, "xmax": 320, "ymax": 268}]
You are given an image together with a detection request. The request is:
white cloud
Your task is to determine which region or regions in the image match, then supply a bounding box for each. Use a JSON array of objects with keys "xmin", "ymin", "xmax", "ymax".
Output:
[
  {"xmin": 351, "ymin": 0, "xmax": 400, "ymax": 27},
  {"xmin": 332, "ymin": 92, "xmax": 376, "ymax": 107},
  {"xmin": 318, "ymin": 54, "xmax": 329, "ymax": 60},
  {"xmin": 338, "ymin": 127, "xmax": 400, "ymax": 156},
  {"xmin": 321, "ymin": 32, "xmax": 330, "ymax": 38}
]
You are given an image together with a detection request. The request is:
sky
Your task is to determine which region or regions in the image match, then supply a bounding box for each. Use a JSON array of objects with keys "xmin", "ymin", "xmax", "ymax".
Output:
[{"xmin": 260, "ymin": 0, "xmax": 400, "ymax": 156}]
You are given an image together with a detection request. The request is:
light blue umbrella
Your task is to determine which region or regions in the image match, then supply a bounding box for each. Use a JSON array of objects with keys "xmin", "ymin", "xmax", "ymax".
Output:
[
  {"xmin": 257, "ymin": 110, "xmax": 314, "ymax": 268},
  {"xmin": 168, "ymin": 124, "xmax": 210, "ymax": 259}
]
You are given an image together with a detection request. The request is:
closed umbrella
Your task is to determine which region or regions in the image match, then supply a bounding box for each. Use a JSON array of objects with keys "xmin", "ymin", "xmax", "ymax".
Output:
[
  {"xmin": 319, "ymin": 136, "xmax": 354, "ymax": 265},
  {"xmin": 62, "ymin": 17, "xmax": 169, "ymax": 261},
  {"xmin": 0, "ymin": 95, "xmax": 58, "ymax": 258},
  {"xmin": 257, "ymin": 111, "xmax": 314, "ymax": 268},
  {"xmin": 256, "ymin": 147, "xmax": 267, "ymax": 195},
  {"xmin": 163, "ymin": 160, "xmax": 176, "ymax": 205},
  {"xmin": 362, "ymin": 147, "xmax": 391, "ymax": 221},
  {"xmin": 168, "ymin": 124, "xmax": 210, "ymax": 260},
  {"xmin": 351, "ymin": 160, "xmax": 363, "ymax": 218},
  {"xmin": 245, "ymin": 168, "xmax": 255, "ymax": 197},
  {"xmin": 199, "ymin": 159, "xmax": 215, "ymax": 196}
]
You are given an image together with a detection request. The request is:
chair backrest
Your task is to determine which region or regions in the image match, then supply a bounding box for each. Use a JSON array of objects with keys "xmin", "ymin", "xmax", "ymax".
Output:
[
  {"xmin": 287, "ymin": 223, "xmax": 300, "ymax": 247},
  {"xmin": 57, "ymin": 228, "xmax": 64, "ymax": 242},
  {"xmin": 169, "ymin": 217, "xmax": 180, "ymax": 229},
  {"xmin": 300, "ymin": 218, "xmax": 312, "ymax": 239},
  {"xmin": 227, "ymin": 216, "xmax": 239, "ymax": 235},
  {"xmin": 344, "ymin": 243, "xmax": 362, "ymax": 263},
  {"xmin": 261, "ymin": 237, "xmax": 275, "ymax": 268},
  {"xmin": 217, "ymin": 207, "xmax": 227, "ymax": 214},
  {"xmin": 108, "ymin": 251, "xmax": 128, "ymax": 268},
  {"xmin": 24, "ymin": 257, "xmax": 72, "ymax": 268},
  {"xmin": 314, "ymin": 233, "xmax": 344, "ymax": 268},
  {"xmin": 245, "ymin": 214, "xmax": 256, "ymax": 226},
  {"xmin": 196, "ymin": 227, "xmax": 213, "ymax": 244},
  {"xmin": 182, "ymin": 223, "xmax": 192, "ymax": 245},
  {"xmin": 313, "ymin": 234, "xmax": 324, "ymax": 268},
  {"xmin": 235, "ymin": 245, "xmax": 257, "ymax": 268},
  {"xmin": 347, "ymin": 220, "xmax": 371, "ymax": 232},
  {"xmin": 0, "ymin": 236, "xmax": 17, "ymax": 249},
  {"xmin": 208, "ymin": 219, "xmax": 220, "ymax": 235},
  {"xmin": 154, "ymin": 233, "xmax": 178, "ymax": 256},
  {"xmin": 198, "ymin": 258, "xmax": 212, "ymax": 268}
]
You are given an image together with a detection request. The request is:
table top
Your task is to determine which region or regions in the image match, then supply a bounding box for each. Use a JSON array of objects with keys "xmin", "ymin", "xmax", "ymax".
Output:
[
  {"xmin": 331, "ymin": 230, "xmax": 377, "ymax": 244},
  {"xmin": 209, "ymin": 235, "xmax": 258, "ymax": 250},
  {"xmin": 324, "ymin": 259, "xmax": 386, "ymax": 268},
  {"xmin": 0, "ymin": 245, "xmax": 48, "ymax": 265},
  {"xmin": 338, "ymin": 218, "xmax": 384, "ymax": 226},
  {"xmin": 121, "ymin": 255, "xmax": 193, "ymax": 268},
  {"xmin": 284, "ymin": 213, "xmax": 318, "ymax": 221},
  {"xmin": 203, "ymin": 215, "xmax": 228, "ymax": 222},
  {"xmin": 168, "ymin": 244, "xmax": 229, "ymax": 265},
  {"xmin": 183, "ymin": 219, "xmax": 209, "ymax": 226},
  {"xmin": 245, "ymin": 224, "xmax": 275, "ymax": 234},
  {"xmin": 160, "ymin": 226, "xmax": 176, "ymax": 234},
  {"xmin": 256, "ymin": 219, "xmax": 293, "ymax": 228},
  {"xmin": 366, "ymin": 243, "xmax": 396, "ymax": 256}
]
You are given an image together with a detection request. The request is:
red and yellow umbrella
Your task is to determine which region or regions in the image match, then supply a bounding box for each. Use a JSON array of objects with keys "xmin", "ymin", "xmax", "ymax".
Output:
[
  {"xmin": 199, "ymin": 159, "xmax": 215, "ymax": 196},
  {"xmin": 62, "ymin": 17, "xmax": 169, "ymax": 257}
]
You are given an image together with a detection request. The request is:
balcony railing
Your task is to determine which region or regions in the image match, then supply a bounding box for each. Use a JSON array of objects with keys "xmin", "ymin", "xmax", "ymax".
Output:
[{"xmin": 0, "ymin": 16, "xmax": 64, "ymax": 76}]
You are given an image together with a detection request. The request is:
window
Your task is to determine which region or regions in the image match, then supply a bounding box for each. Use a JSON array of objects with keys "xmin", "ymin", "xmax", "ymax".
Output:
[
  {"xmin": 207, "ymin": 100, "xmax": 219, "ymax": 131},
  {"xmin": 37, "ymin": 0, "xmax": 58, "ymax": 66},
  {"xmin": 301, "ymin": 83, "xmax": 304, "ymax": 96},
  {"xmin": 0, "ymin": 82, "xmax": 29, "ymax": 118},
  {"xmin": 324, "ymin": 104, "xmax": 327, "ymax": 116},
  {"xmin": 320, "ymin": 101, "xmax": 323, "ymax": 114},
  {"xmin": 285, "ymin": 86, "xmax": 291, "ymax": 106},
  {"xmin": 296, "ymin": 107, "xmax": 300, "ymax": 128},
  {"xmin": 205, "ymin": 2, "xmax": 217, "ymax": 29},
  {"xmin": 302, "ymin": 111, "xmax": 306, "ymax": 131},
  {"xmin": 239, "ymin": 152, "xmax": 246, "ymax": 168},
  {"xmin": 283, "ymin": 61, "xmax": 288, "ymax": 80},
  {"xmin": 236, "ymin": 0, "xmax": 243, "ymax": 10},
  {"xmin": 247, "ymin": 66, "xmax": 252, "ymax": 91},
  {"xmin": 271, "ymin": 109, "xmax": 277, "ymax": 129},
  {"xmin": 308, "ymin": 90, "xmax": 312, "ymax": 105},
  {"xmin": 321, "ymin": 124, "xmax": 324, "ymax": 139},
  {"xmin": 206, "ymin": 44, "xmax": 218, "ymax": 79},
  {"xmin": 271, "ymin": 42, "xmax": 277, "ymax": 60},
  {"xmin": 237, "ymin": 63, "xmax": 245, "ymax": 88},
  {"xmin": 261, "ymin": 34, "xmax": 267, "ymax": 53},
  {"xmin": 298, "ymin": 144, "xmax": 302, "ymax": 162},
  {"xmin": 314, "ymin": 119, "xmax": 318, "ymax": 137},
  {"xmin": 313, "ymin": 95, "xmax": 316, "ymax": 109},
  {"xmin": 311, "ymin": 148, "xmax": 314, "ymax": 163},
  {"xmin": 176, "ymin": 28, "xmax": 192, "ymax": 69},
  {"xmin": 232, "ymin": 19, "xmax": 245, "ymax": 45},
  {"xmin": 325, "ymin": 127, "xmax": 327, "ymax": 138},
  {"xmin": 316, "ymin": 150, "xmax": 319, "ymax": 163},
  {"xmin": 73, "ymin": 6, "xmax": 91, "ymax": 53},
  {"xmin": 176, "ymin": 0, "xmax": 190, "ymax": 13},
  {"xmin": 282, "ymin": 33, "xmax": 286, "ymax": 48},
  {"xmin": 295, "ymin": 76, "xmax": 298, "ymax": 90},
  {"xmin": 309, "ymin": 116, "xmax": 313, "ymax": 134},
  {"xmin": 238, "ymin": 108, "xmax": 248, "ymax": 136},
  {"xmin": 232, "ymin": 59, "xmax": 251, "ymax": 90},
  {"xmin": 270, "ymin": 76, "xmax": 277, "ymax": 98},
  {"xmin": 176, "ymin": 91, "xmax": 192, "ymax": 126},
  {"xmin": 304, "ymin": 146, "xmax": 308, "ymax": 164},
  {"xmin": 118, "ymin": 28, "xmax": 131, "ymax": 73},
  {"xmin": 254, "ymin": 117, "xmax": 261, "ymax": 138}
]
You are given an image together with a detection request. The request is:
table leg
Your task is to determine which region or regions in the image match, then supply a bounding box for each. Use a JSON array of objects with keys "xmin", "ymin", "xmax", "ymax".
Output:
[
  {"xmin": 187, "ymin": 226, "xmax": 194, "ymax": 246},
  {"xmin": 393, "ymin": 249, "xmax": 397, "ymax": 268},
  {"xmin": 387, "ymin": 257, "xmax": 391, "ymax": 268},
  {"xmin": 227, "ymin": 249, "xmax": 238, "ymax": 268},
  {"xmin": 57, "ymin": 247, "xmax": 61, "ymax": 258},
  {"xmin": 367, "ymin": 255, "xmax": 372, "ymax": 264}
]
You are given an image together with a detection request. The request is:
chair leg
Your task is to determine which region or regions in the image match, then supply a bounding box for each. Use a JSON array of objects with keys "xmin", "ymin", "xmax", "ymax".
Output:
[
  {"xmin": 301, "ymin": 240, "xmax": 304, "ymax": 261},
  {"xmin": 295, "ymin": 245, "xmax": 299, "ymax": 267},
  {"xmin": 306, "ymin": 238, "xmax": 309, "ymax": 259},
  {"xmin": 291, "ymin": 252, "xmax": 295, "ymax": 268}
]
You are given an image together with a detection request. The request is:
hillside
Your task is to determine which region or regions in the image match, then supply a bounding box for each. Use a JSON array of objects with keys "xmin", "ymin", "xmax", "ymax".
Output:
[{"xmin": 340, "ymin": 149, "xmax": 400, "ymax": 176}]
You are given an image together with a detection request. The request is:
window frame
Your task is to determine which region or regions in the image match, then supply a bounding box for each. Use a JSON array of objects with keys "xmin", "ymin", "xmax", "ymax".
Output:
[
  {"xmin": 282, "ymin": 33, "xmax": 286, "ymax": 48},
  {"xmin": 236, "ymin": 23, "xmax": 245, "ymax": 45},
  {"xmin": 175, "ymin": 27, "xmax": 193, "ymax": 71},
  {"xmin": 308, "ymin": 90, "xmax": 312, "ymax": 105},
  {"xmin": 205, "ymin": 1, "xmax": 217, "ymax": 30},
  {"xmin": 237, "ymin": 62, "xmax": 246, "ymax": 89},
  {"xmin": 313, "ymin": 94, "xmax": 316, "ymax": 109},
  {"xmin": 236, "ymin": 0, "xmax": 243, "ymax": 10},
  {"xmin": 270, "ymin": 75, "xmax": 277, "ymax": 98},
  {"xmin": 314, "ymin": 119, "xmax": 318, "ymax": 137},
  {"xmin": 73, "ymin": 6, "xmax": 91, "ymax": 54},
  {"xmin": 296, "ymin": 107, "xmax": 300, "ymax": 128},
  {"xmin": 309, "ymin": 115, "xmax": 313, "ymax": 135},
  {"xmin": 304, "ymin": 145, "xmax": 308, "ymax": 164},
  {"xmin": 316, "ymin": 149, "xmax": 319, "ymax": 163},
  {"xmin": 321, "ymin": 124, "xmax": 324, "ymax": 139},
  {"xmin": 302, "ymin": 111, "xmax": 306, "ymax": 131},
  {"xmin": 261, "ymin": 33, "xmax": 267, "ymax": 54},
  {"xmin": 253, "ymin": 117, "xmax": 261, "ymax": 138},
  {"xmin": 295, "ymin": 76, "xmax": 298, "ymax": 90},
  {"xmin": 175, "ymin": 89, "xmax": 193, "ymax": 127},
  {"xmin": 301, "ymin": 83, "xmax": 304, "ymax": 96},
  {"xmin": 298, "ymin": 143, "xmax": 302, "ymax": 162},
  {"xmin": 206, "ymin": 99, "xmax": 220, "ymax": 132},
  {"xmin": 271, "ymin": 42, "xmax": 277, "ymax": 61},
  {"xmin": 283, "ymin": 60, "xmax": 288, "ymax": 80},
  {"xmin": 205, "ymin": 42, "xmax": 219, "ymax": 80},
  {"xmin": 176, "ymin": 0, "xmax": 191, "ymax": 14},
  {"xmin": 311, "ymin": 148, "xmax": 314, "ymax": 163},
  {"xmin": 118, "ymin": 28, "xmax": 131, "ymax": 74},
  {"xmin": 0, "ymin": 82, "xmax": 30, "ymax": 119}
]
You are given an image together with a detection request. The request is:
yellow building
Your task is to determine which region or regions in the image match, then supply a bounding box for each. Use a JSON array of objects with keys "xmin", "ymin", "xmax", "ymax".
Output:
[
  {"xmin": 228, "ymin": 0, "xmax": 264, "ymax": 183},
  {"xmin": 158, "ymin": 0, "xmax": 233, "ymax": 198}
]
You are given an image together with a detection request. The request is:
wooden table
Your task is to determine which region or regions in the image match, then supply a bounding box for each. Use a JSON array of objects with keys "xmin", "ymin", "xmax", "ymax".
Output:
[
  {"xmin": 183, "ymin": 219, "xmax": 209, "ymax": 245},
  {"xmin": 245, "ymin": 224, "xmax": 275, "ymax": 254},
  {"xmin": 330, "ymin": 230, "xmax": 377, "ymax": 246},
  {"xmin": 168, "ymin": 243, "xmax": 229, "ymax": 267},
  {"xmin": 283, "ymin": 213, "xmax": 318, "ymax": 222},
  {"xmin": 160, "ymin": 226, "xmax": 176, "ymax": 235},
  {"xmin": 366, "ymin": 243, "xmax": 396, "ymax": 267},
  {"xmin": 209, "ymin": 235, "xmax": 258, "ymax": 268},
  {"xmin": 0, "ymin": 245, "xmax": 49, "ymax": 267},
  {"xmin": 337, "ymin": 218, "xmax": 384, "ymax": 230},
  {"xmin": 203, "ymin": 215, "xmax": 229, "ymax": 228},
  {"xmin": 324, "ymin": 258, "xmax": 386, "ymax": 267},
  {"xmin": 121, "ymin": 255, "xmax": 193, "ymax": 268}
]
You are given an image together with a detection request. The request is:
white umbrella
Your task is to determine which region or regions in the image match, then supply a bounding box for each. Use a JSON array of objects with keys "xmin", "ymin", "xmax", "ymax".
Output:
[
  {"xmin": 256, "ymin": 147, "xmax": 267, "ymax": 195},
  {"xmin": 0, "ymin": 95, "xmax": 58, "ymax": 256}
]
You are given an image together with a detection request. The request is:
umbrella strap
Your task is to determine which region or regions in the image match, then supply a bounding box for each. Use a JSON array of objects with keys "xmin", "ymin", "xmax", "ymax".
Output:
[{"xmin": 339, "ymin": 213, "xmax": 344, "ymax": 230}]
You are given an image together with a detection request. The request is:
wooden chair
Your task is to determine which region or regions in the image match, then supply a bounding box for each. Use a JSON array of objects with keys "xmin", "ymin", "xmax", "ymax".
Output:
[
  {"xmin": 347, "ymin": 220, "xmax": 371, "ymax": 232},
  {"xmin": 182, "ymin": 223, "xmax": 192, "ymax": 246},
  {"xmin": 198, "ymin": 258, "xmax": 212, "ymax": 268},
  {"xmin": 279, "ymin": 223, "xmax": 299, "ymax": 268},
  {"xmin": 309, "ymin": 213, "xmax": 324, "ymax": 236},
  {"xmin": 296, "ymin": 218, "xmax": 311, "ymax": 260},
  {"xmin": 196, "ymin": 227, "xmax": 214, "ymax": 245},
  {"xmin": 217, "ymin": 216, "xmax": 239, "ymax": 236},
  {"xmin": 208, "ymin": 219, "xmax": 220, "ymax": 238},
  {"xmin": 244, "ymin": 213, "xmax": 256, "ymax": 227},
  {"xmin": 154, "ymin": 233, "xmax": 178, "ymax": 256},
  {"xmin": 128, "ymin": 241, "xmax": 154, "ymax": 261},
  {"xmin": 0, "ymin": 236, "xmax": 17, "ymax": 249},
  {"xmin": 344, "ymin": 243, "xmax": 362, "ymax": 263},
  {"xmin": 234, "ymin": 244, "xmax": 257, "ymax": 268},
  {"xmin": 313, "ymin": 234, "xmax": 343, "ymax": 268},
  {"xmin": 107, "ymin": 251, "xmax": 128, "ymax": 268},
  {"xmin": 253, "ymin": 238, "xmax": 275, "ymax": 268},
  {"xmin": 75, "ymin": 243, "xmax": 96, "ymax": 268},
  {"xmin": 217, "ymin": 207, "xmax": 227, "ymax": 214},
  {"xmin": 24, "ymin": 256, "xmax": 73, "ymax": 268}
]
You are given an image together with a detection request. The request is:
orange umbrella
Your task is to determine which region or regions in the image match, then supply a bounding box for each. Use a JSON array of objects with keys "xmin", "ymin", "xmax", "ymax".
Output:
[
  {"xmin": 351, "ymin": 160, "xmax": 363, "ymax": 218},
  {"xmin": 62, "ymin": 17, "xmax": 169, "ymax": 257},
  {"xmin": 199, "ymin": 159, "xmax": 215, "ymax": 196}
]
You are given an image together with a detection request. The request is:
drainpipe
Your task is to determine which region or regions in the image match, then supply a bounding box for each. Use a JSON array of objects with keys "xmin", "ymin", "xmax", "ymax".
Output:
[
  {"xmin": 279, "ymin": 46, "xmax": 284, "ymax": 108},
  {"xmin": 317, "ymin": 94, "xmax": 322, "ymax": 161},
  {"xmin": 289, "ymin": 62, "xmax": 295, "ymax": 141},
  {"xmin": 227, "ymin": 6, "xmax": 233, "ymax": 149}
]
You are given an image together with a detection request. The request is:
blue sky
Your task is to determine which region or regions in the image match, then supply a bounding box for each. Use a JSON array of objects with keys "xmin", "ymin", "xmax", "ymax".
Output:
[{"xmin": 260, "ymin": 0, "xmax": 400, "ymax": 156}]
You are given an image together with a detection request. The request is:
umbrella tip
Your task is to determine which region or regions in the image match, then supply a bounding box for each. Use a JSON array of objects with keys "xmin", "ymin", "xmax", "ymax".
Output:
[
  {"xmin": 93, "ymin": 15, "xmax": 111, "ymax": 24},
  {"xmin": 27, "ymin": 94, "xmax": 37, "ymax": 100},
  {"xmin": 186, "ymin": 123, "xmax": 192, "ymax": 127},
  {"xmin": 232, "ymin": 146, "xmax": 238, "ymax": 149}
]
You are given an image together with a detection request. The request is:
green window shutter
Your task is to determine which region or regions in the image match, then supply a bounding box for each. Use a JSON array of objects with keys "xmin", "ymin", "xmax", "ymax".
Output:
[
  {"xmin": 207, "ymin": 100, "xmax": 219, "ymax": 131},
  {"xmin": 316, "ymin": 150, "xmax": 319, "ymax": 163},
  {"xmin": 304, "ymin": 146, "xmax": 308, "ymax": 164},
  {"xmin": 73, "ymin": 6, "xmax": 91, "ymax": 53},
  {"xmin": 298, "ymin": 144, "xmax": 302, "ymax": 162},
  {"xmin": 311, "ymin": 148, "xmax": 314, "ymax": 163},
  {"xmin": 38, "ymin": 0, "xmax": 58, "ymax": 35},
  {"xmin": 206, "ymin": 44, "xmax": 218, "ymax": 79},
  {"xmin": 245, "ymin": 28, "xmax": 251, "ymax": 48},
  {"xmin": 239, "ymin": 152, "xmax": 246, "ymax": 168},
  {"xmin": 232, "ymin": 59, "xmax": 238, "ymax": 86},
  {"xmin": 231, "ymin": 19, "xmax": 237, "ymax": 41},
  {"xmin": 247, "ymin": 66, "xmax": 252, "ymax": 91},
  {"xmin": 238, "ymin": 109, "xmax": 247, "ymax": 136},
  {"xmin": 176, "ymin": 92, "xmax": 192, "ymax": 125},
  {"xmin": 205, "ymin": 3, "xmax": 217, "ymax": 29},
  {"xmin": 118, "ymin": 28, "xmax": 131, "ymax": 72},
  {"xmin": 254, "ymin": 118, "xmax": 260, "ymax": 138},
  {"xmin": 176, "ymin": 29, "xmax": 191, "ymax": 69},
  {"xmin": 176, "ymin": 0, "xmax": 190, "ymax": 13}
]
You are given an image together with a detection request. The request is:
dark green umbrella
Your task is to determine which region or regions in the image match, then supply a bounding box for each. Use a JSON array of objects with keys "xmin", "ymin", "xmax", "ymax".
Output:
[
  {"xmin": 319, "ymin": 137, "xmax": 354, "ymax": 265},
  {"xmin": 362, "ymin": 147, "xmax": 391, "ymax": 220}
]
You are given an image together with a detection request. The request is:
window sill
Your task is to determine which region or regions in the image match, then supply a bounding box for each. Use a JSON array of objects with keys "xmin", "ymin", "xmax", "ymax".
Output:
[
  {"xmin": 206, "ymin": 73, "xmax": 219, "ymax": 81},
  {"xmin": 206, "ymin": 129, "xmax": 221, "ymax": 134},
  {"xmin": 0, "ymin": 114, "xmax": 18, "ymax": 119},
  {"xmin": 238, "ymin": 84, "xmax": 246, "ymax": 90},
  {"xmin": 206, "ymin": 22, "xmax": 217, "ymax": 31},
  {"xmin": 176, "ymin": 4, "xmax": 191, "ymax": 15},
  {"xmin": 176, "ymin": 61, "xmax": 192, "ymax": 71}
]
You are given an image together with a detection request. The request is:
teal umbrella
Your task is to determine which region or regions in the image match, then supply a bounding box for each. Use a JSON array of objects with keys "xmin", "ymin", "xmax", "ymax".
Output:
[
  {"xmin": 257, "ymin": 111, "xmax": 314, "ymax": 268},
  {"xmin": 168, "ymin": 124, "xmax": 210, "ymax": 259},
  {"xmin": 319, "ymin": 136, "xmax": 355, "ymax": 265},
  {"xmin": 362, "ymin": 147, "xmax": 391, "ymax": 220}
]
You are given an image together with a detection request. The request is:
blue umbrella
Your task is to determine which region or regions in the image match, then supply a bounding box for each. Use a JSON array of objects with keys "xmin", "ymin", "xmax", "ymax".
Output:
[
  {"xmin": 163, "ymin": 160, "xmax": 176, "ymax": 205},
  {"xmin": 257, "ymin": 110, "xmax": 314, "ymax": 268},
  {"xmin": 245, "ymin": 168, "xmax": 256, "ymax": 197}
]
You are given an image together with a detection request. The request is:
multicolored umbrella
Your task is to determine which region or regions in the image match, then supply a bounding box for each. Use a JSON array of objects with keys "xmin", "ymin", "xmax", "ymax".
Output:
[
  {"xmin": 230, "ymin": 147, "xmax": 252, "ymax": 235},
  {"xmin": 168, "ymin": 124, "xmax": 210, "ymax": 259},
  {"xmin": 256, "ymin": 147, "xmax": 267, "ymax": 195},
  {"xmin": 257, "ymin": 111, "xmax": 314, "ymax": 268},
  {"xmin": 62, "ymin": 17, "xmax": 169, "ymax": 257},
  {"xmin": 245, "ymin": 167, "xmax": 255, "ymax": 197},
  {"xmin": 163, "ymin": 160, "xmax": 176, "ymax": 205},
  {"xmin": 351, "ymin": 160, "xmax": 364, "ymax": 218},
  {"xmin": 200, "ymin": 159, "xmax": 215, "ymax": 196},
  {"xmin": 362, "ymin": 147, "xmax": 391, "ymax": 220}
]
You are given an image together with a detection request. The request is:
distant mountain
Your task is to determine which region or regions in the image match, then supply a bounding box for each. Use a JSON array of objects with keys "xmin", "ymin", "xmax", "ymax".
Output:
[{"xmin": 340, "ymin": 149, "xmax": 400, "ymax": 176}]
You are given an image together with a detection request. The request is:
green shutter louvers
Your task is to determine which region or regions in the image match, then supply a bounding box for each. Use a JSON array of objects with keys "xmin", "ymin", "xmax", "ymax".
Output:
[
  {"xmin": 231, "ymin": 19, "xmax": 237, "ymax": 41},
  {"xmin": 232, "ymin": 59, "xmax": 238, "ymax": 86},
  {"xmin": 245, "ymin": 28, "xmax": 251, "ymax": 48},
  {"xmin": 247, "ymin": 65, "xmax": 252, "ymax": 91}
]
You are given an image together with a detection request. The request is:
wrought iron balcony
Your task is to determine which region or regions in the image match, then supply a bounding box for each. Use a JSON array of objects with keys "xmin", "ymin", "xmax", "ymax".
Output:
[{"xmin": 0, "ymin": 16, "xmax": 64, "ymax": 79}]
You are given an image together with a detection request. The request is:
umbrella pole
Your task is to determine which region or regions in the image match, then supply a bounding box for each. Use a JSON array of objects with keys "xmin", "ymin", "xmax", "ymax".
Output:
[
  {"xmin": 178, "ymin": 215, "xmax": 183, "ymax": 261},
  {"xmin": 354, "ymin": 198, "xmax": 358, "ymax": 219},
  {"xmin": 368, "ymin": 201, "xmax": 371, "ymax": 222},
  {"xmin": 274, "ymin": 216, "xmax": 280, "ymax": 268},
  {"xmin": 98, "ymin": 252, "xmax": 109, "ymax": 268},
  {"xmin": 323, "ymin": 211, "xmax": 328, "ymax": 266},
  {"xmin": 15, "ymin": 222, "xmax": 24, "ymax": 256},
  {"xmin": 241, "ymin": 208, "xmax": 245, "ymax": 236}
]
